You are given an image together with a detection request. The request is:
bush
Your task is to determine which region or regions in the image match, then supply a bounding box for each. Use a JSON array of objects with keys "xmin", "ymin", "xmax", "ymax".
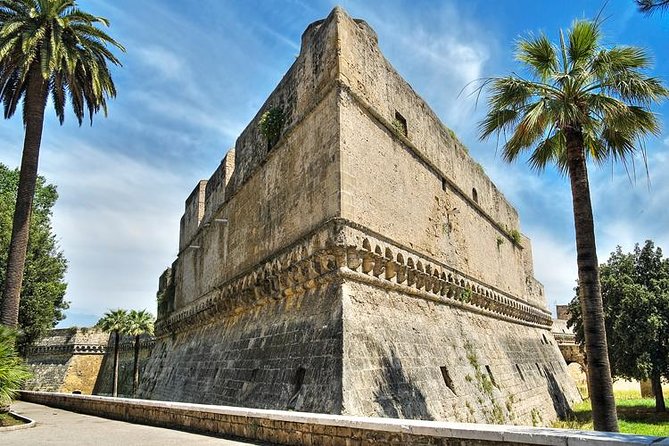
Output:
[{"xmin": 0, "ymin": 326, "xmax": 31, "ymax": 412}]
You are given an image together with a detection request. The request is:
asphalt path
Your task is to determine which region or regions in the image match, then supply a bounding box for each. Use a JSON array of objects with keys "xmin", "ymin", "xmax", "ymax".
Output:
[{"xmin": 2, "ymin": 401, "xmax": 272, "ymax": 445}]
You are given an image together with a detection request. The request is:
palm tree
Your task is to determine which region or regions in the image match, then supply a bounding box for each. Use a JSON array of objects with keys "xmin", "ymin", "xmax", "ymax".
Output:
[
  {"xmin": 478, "ymin": 20, "xmax": 667, "ymax": 432},
  {"xmin": 96, "ymin": 309, "xmax": 128, "ymax": 397},
  {"xmin": 126, "ymin": 309, "xmax": 154, "ymax": 396},
  {"xmin": 0, "ymin": 0, "xmax": 124, "ymax": 328},
  {"xmin": 637, "ymin": 0, "xmax": 669, "ymax": 13}
]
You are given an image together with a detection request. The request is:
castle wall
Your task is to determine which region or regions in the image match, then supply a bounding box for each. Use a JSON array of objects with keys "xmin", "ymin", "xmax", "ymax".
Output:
[
  {"xmin": 173, "ymin": 87, "xmax": 341, "ymax": 310},
  {"xmin": 336, "ymin": 13, "xmax": 544, "ymax": 306},
  {"xmin": 143, "ymin": 7, "xmax": 580, "ymax": 426},
  {"xmin": 24, "ymin": 328, "xmax": 109, "ymax": 394},
  {"xmin": 140, "ymin": 282, "xmax": 343, "ymax": 413},
  {"xmin": 341, "ymin": 281, "xmax": 580, "ymax": 425}
]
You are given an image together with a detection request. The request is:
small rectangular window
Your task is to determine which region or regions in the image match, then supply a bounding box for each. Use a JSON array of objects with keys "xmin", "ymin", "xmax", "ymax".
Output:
[
  {"xmin": 441, "ymin": 177, "xmax": 447, "ymax": 192},
  {"xmin": 394, "ymin": 111, "xmax": 408, "ymax": 137},
  {"xmin": 516, "ymin": 364, "xmax": 525, "ymax": 381},
  {"xmin": 440, "ymin": 366, "xmax": 456, "ymax": 394}
]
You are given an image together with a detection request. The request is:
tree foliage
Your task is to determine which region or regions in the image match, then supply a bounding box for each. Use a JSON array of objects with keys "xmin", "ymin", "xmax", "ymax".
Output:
[
  {"xmin": 0, "ymin": 326, "xmax": 31, "ymax": 410},
  {"xmin": 0, "ymin": 163, "xmax": 67, "ymax": 351},
  {"xmin": 0, "ymin": 0, "xmax": 123, "ymax": 329},
  {"xmin": 127, "ymin": 309, "xmax": 154, "ymax": 395},
  {"xmin": 637, "ymin": 0, "xmax": 669, "ymax": 14},
  {"xmin": 569, "ymin": 241, "xmax": 669, "ymax": 411},
  {"xmin": 478, "ymin": 18, "xmax": 667, "ymax": 432}
]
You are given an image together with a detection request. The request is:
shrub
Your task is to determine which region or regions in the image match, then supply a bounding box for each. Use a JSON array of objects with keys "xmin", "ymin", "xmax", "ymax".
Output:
[{"xmin": 0, "ymin": 327, "xmax": 31, "ymax": 412}]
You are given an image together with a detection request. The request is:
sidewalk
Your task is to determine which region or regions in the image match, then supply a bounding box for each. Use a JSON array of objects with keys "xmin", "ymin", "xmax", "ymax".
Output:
[{"xmin": 3, "ymin": 401, "xmax": 270, "ymax": 445}]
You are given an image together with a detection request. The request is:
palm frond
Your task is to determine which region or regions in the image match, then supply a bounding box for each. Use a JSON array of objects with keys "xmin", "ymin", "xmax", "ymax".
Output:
[{"xmin": 516, "ymin": 34, "xmax": 557, "ymax": 81}]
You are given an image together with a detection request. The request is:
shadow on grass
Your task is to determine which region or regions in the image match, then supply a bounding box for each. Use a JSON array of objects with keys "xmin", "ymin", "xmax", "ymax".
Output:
[
  {"xmin": 572, "ymin": 405, "xmax": 669, "ymax": 423},
  {"xmin": 556, "ymin": 398, "xmax": 669, "ymax": 436}
]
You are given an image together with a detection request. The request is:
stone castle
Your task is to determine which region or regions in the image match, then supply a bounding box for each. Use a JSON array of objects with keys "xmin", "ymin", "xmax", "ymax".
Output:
[{"xmin": 138, "ymin": 8, "xmax": 581, "ymax": 425}]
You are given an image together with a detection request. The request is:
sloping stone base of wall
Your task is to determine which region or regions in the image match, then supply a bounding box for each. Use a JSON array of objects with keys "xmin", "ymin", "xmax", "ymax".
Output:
[
  {"xmin": 19, "ymin": 391, "xmax": 667, "ymax": 445},
  {"xmin": 139, "ymin": 281, "xmax": 344, "ymax": 413}
]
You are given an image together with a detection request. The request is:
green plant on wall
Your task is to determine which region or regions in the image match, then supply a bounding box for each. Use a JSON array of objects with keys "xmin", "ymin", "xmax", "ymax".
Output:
[
  {"xmin": 391, "ymin": 118, "xmax": 406, "ymax": 136},
  {"xmin": 460, "ymin": 288, "xmax": 472, "ymax": 303},
  {"xmin": 259, "ymin": 106, "xmax": 285, "ymax": 148},
  {"xmin": 509, "ymin": 229, "xmax": 522, "ymax": 246}
]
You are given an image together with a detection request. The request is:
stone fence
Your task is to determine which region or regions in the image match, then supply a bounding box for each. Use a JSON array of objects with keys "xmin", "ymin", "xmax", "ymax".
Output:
[{"xmin": 19, "ymin": 391, "xmax": 667, "ymax": 445}]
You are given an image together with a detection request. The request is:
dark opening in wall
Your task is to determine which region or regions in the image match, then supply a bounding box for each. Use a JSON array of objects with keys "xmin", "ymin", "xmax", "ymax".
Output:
[
  {"xmin": 516, "ymin": 364, "xmax": 525, "ymax": 381},
  {"xmin": 485, "ymin": 365, "xmax": 497, "ymax": 387},
  {"xmin": 442, "ymin": 177, "xmax": 447, "ymax": 192},
  {"xmin": 542, "ymin": 333, "xmax": 549, "ymax": 344},
  {"xmin": 440, "ymin": 366, "xmax": 456, "ymax": 394},
  {"xmin": 472, "ymin": 187, "xmax": 479, "ymax": 204},
  {"xmin": 293, "ymin": 367, "xmax": 306, "ymax": 394},
  {"xmin": 287, "ymin": 366, "xmax": 306, "ymax": 410},
  {"xmin": 394, "ymin": 111, "xmax": 408, "ymax": 137},
  {"xmin": 536, "ymin": 363, "xmax": 544, "ymax": 377}
]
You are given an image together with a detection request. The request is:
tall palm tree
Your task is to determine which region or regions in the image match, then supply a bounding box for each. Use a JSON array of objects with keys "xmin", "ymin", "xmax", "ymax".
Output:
[
  {"xmin": 478, "ymin": 20, "xmax": 667, "ymax": 432},
  {"xmin": 96, "ymin": 309, "xmax": 128, "ymax": 397},
  {"xmin": 0, "ymin": 0, "xmax": 124, "ymax": 328},
  {"xmin": 126, "ymin": 309, "xmax": 154, "ymax": 396}
]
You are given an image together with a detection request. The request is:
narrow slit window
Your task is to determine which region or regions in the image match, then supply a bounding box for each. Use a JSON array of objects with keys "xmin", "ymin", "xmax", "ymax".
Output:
[
  {"xmin": 440, "ymin": 366, "xmax": 456, "ymax": 394},
  {"xmin": 536, "ymin": 363, "xmax": 543, "ymax": 377},
  {"xmin": 516, "ymin": 364, "xmax": 525, "ymax": 381},
  {"xmin": 293, "ymin": 367, "xmax": 306, "ymax": 394},
  {"xmin": 485, "ymin": 365, "xmax": 497, "ymax": 387},
  {"xmin": 472, "ymin": 187, "xmax": 479, "ymax": 204},
  {"xmin": 394, "ymin": 111, "xmax": 408, "ymax": 137},
  {"xmin": 441, "ymin": 177, "xmax": 447, "ymax": 192}
]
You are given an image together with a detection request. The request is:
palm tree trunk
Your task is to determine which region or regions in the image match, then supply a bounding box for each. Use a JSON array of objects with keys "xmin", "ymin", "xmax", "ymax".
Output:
[
  {"xmin": 133, "ymin": 334, "xmax": 140, "ymax": 396},
  {"xmin": 651, "ymin": 372, "xmax": 666, "ymax": 412},
  {"xmin": 566, "ymin": 127, "xmax": 618, "ymax": 432},
  {"xmin": 112, "ymin": 331, "xmax": 120, "ymax": 397},
  {"xmin": 1, "ymin": 65, "xmax": 49, "ymax": 328}
]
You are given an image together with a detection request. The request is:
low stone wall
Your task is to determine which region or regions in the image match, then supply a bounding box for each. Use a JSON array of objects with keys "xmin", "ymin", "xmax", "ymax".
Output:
[{"xmin": 19, "ymin": 391, "xmax": 667, "ymax": 445}]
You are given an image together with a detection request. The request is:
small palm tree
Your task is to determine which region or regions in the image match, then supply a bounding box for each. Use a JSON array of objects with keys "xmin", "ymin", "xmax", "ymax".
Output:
[
  {"xmin": 126, "ymin": 309, "xmax": 154, "ymax": 396},
  {"xmin": 0, "ymin": 326, "xmax": 30, "ymax": 413},
  {"xmin": 0, "ymin": 0, "xmax": 124, "ymax": 328},
  {"xmin": 478, "ymin": 20, "xmax": 667, "ymax": 432},
  {"xmin": 96, "ymin": 309, "xmax": 128, "ymax": 397}
]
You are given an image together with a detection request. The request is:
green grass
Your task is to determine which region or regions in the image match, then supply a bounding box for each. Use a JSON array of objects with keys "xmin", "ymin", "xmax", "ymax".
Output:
[
  {"xmin": 0, "ymin": 412, "xmax": 25, "ymax": 427},
  {"xmin": 552, "ymin": 391, "xmax": 669, "ymax": 436}
]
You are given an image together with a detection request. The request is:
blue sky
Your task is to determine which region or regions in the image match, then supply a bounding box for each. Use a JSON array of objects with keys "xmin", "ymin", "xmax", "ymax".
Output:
[{"xmin": 1, "ymin": 1, "xmax": 667, "ymax": 327}]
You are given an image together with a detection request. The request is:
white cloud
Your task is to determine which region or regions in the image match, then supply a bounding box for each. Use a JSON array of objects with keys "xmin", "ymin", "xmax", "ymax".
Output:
[
  {"xmin": 526, "ymin": 230, "xmax": 578, "ymax": 312},
  {"xmin": 37, "ymin": 141, "xmax": 189, "ymax": 318}
]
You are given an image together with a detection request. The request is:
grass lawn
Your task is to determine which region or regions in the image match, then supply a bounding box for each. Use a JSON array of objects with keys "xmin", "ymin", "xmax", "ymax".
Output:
[
  {"xmin": 553, "ymin": 390, "xmax": 669, "ymax": 436},
  {"xmin": 0, "ymin": 412, "xmax": 25, "ymax": 427}
]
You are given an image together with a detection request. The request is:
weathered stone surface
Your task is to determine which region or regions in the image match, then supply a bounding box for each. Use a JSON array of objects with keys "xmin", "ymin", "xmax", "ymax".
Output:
[
  {"xmin": 140, "ymin": 7, "xmax": 581, "ymax": 426},
  {"xmin": 24, "ymin": 328, "xmax": 108, "ymax": 394},
  {"xmin": 24, "ymin": 328, "xmax": 154, "ymax": 397},
  {"xmin": 20, "ymin": 392, "xmax": 667, "ymax": 446}
]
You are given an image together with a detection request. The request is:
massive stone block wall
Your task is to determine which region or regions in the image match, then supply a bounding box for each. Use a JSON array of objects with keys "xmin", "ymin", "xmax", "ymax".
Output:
[
  {"xmin": 142, "ymin": 281, "xmax": 342, "ymax": 413},
  {"xmin": 143, "ymin": 7, "xmax": 580, "ymax": 426},
  {"xmin": 24, "ymin": 328, "xmax": 108, "ymax": 394}
]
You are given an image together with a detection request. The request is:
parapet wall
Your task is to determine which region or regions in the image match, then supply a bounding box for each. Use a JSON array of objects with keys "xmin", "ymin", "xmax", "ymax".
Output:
[
  {"xmin": 19, "ymin": 391, "xmax": 666, "ymax": 445},
  {"xmin": 24, "ymin": 328, "xmax": 109, "ymax": 394}
]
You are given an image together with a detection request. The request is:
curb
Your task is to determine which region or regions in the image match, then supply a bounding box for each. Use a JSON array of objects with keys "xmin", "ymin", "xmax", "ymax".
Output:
[{"xmin": 0, "ymin": 411, "xmax": 36, "ymax": 432}]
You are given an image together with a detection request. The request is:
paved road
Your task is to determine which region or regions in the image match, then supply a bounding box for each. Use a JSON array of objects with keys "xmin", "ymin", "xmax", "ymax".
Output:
[{"xmin": 3, "ymin": 401, "xmax": 270, "ymax": 445}]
